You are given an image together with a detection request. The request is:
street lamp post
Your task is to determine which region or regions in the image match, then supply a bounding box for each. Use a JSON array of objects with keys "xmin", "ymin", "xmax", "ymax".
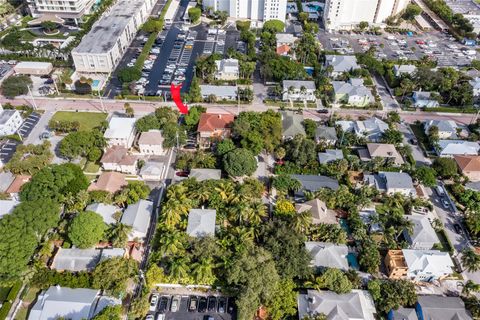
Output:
[{"xmin": 27, "ymin": 85, "xmax": 37, "ymax": 110}]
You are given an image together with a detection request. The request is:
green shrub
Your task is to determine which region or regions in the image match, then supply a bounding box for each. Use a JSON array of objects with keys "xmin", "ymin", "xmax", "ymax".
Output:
[{"xmin": 0, "ymin": 301, "xmax": 12, "ymax": 320}]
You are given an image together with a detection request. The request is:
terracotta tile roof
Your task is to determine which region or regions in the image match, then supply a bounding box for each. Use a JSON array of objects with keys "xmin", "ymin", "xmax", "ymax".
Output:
[
  {"xmin": 101, "ymin": 146, "xmax": 136, "ymax": 165},
  {"xmin": 455, "ymin": 155, "xmax": 480, "ymax": 172},
  {"xmin": 88, "ymin": 172, "xmax": 127, "ymax": 193},
  {"xmin": 276, "ymin": 44, "xmax": 291, "ymax": 55},
  {"xmin": 6, "ymin": 175, "xmax": 31, "ymax": 193},
  {"xmin": 197, "ymin": 113, "xmax": 234, "ymax": 133}
]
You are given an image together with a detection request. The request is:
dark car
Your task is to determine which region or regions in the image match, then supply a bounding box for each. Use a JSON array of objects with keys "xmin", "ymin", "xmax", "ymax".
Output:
[
  {"xmin": 316, "ymin": 109, "xmax": 329, "ymax": 114},
  {"xmin": 158, "ymin": 296, "xmax": 169, "ymax": 313},
  {"xmin": 198, "ymin": 297, "xmax": 208, "ymax": 313},
  {"xmin": 217, "ymin": 297, "xmax": 226, "ymax": 313},
  {"xmin": 207, "ymin": 296, "xmax": 216, "ymax": 312},
  {"xmin": 409, "ymin": 138, "xmax": 418, "ymax": 145},
  {"xmin": 40, "ymin": 74, "xmax": 51, "ymax": 79},
  {"xmin": 188, "ymin": 296, "xmax": 198, "ymax": 312},
  {"xmin": 44, "ymin": 78, "xmax": 54, "ymax": 84},
  {"xmin": 183, "ymin": 144, "xmax": 196, "ymax": 149},
  {"xmin": 454, "ymin": 224, "xmax": 463, "ymax": 234},
  {"xmin": 176, "ymin": 171, "xmax": 189, "ymax": 177}
]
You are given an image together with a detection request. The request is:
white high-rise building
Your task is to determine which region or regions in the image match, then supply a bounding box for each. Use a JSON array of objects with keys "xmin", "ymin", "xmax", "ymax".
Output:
[
  {"xmin": 324, "ymin": 0, "xmax": 410, "ymax": 31},
  {"xmin": 27, "ymin": 0, "xmax": 95, "ymax": 23},
  {"xmin": 203, "ymin": 0, "xmax": 287, "ymax": 23}
]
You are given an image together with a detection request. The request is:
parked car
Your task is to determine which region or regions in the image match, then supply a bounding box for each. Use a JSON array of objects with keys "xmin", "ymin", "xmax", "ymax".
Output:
[
  {"xmin": 145, "ymin": 315, "xmax": 154, "ymax": 320},
  {"xmin": 158, "ymin": 296, "xmax": 169, "ymax": 313},
  {"xmin": 44, "ymin": 78, "xmax": 54, "ymax": 84},
  {"xmin": 316, "ymin": 109, "xmax": 328, "ymax": 114},
  {"xmin": 217, "ymin": 297, "xmax": 226, "ymax": 313},
  {"xmin": 453, "ymin": 224, "xmax": 463, "ymax": 234},
  {"xmin": 171, "ymin": 296, "xmax": 180, "ymax": 312},
  {"xmin": 442, "ymin": 199, "xmax": 450, "ymax": 209},
  {"xmin": 207, "ymin": 296, "xmax": 216, "ymax": 312},
  {"xmin": 188, "ymin": 296, "xmax": 198, "ymax": 312},
  {"xmin": 149, "ymin": 294, "xmax": 159, "ymax": 312},
  {"xmin": 176, "ymin": 171, "xmax": 189, "ymax": 177},
  {"xmin": 435, "ymin": 186, "xmax": 446, "ymax": 197},
  {"xmin": 198, "ymin": 297, "xmax": 208, "ymax": 313}
]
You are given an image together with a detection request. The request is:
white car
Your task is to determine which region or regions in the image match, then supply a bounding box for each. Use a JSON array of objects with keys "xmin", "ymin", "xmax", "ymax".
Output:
[{"xmin": 149, "ymin": 294, "xmax": 159, "ymax": 312}]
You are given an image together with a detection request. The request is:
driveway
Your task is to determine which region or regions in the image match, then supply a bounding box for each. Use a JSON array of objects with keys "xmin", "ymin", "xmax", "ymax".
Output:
[
  {"xmin": 398, "ymin": 122, "xmax": 431, "ymax": 166},
  {"xmin": 373, "ymin": 74, "xmax": 399, "ymax": 111},
  {"xmin": 24, "ymin": 111, "xmax": 55, "ymax": 145}
]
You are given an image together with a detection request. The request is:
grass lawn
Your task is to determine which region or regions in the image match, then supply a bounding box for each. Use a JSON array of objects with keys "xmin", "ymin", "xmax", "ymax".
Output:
[
  {"xmin": 15, "ymin": 287, "xmax": 41, "ymax": 320},
  {"xmin": 50, "ymin": 111, "xmax": 107, "ymax": 131},
  {"xmin": 0, "ymin": 287, "xmax": 10, "ymax": 302},
  {"xmin": 84, "ymin": 161, "xmax": 100, "ymax": 173}
]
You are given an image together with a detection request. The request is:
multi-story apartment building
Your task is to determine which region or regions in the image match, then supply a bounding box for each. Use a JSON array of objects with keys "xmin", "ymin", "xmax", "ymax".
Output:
[
  {"xmin": 27, "ymin": 0, "xmax": 95, "ymax": 23},
  {"xmin": 203, "ymin": 0, "xmax": 287, "ymax": 23},
  {"xmin": 0, "ymin": 105, "xmax": 22, "ymax": 136},
  {"xmin": 324, "ymin": 0, "xmax": 410, "ymax": 31},
  {"xmin": 71, "ymin": 0, "xmax": 154, "ymax": 74}
]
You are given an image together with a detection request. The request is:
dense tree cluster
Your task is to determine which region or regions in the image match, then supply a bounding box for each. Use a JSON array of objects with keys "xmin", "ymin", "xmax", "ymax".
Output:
[
  {"xmin": 4, "ymin": 141, "xmax": 53, "ymax": 175},
  {"xmin": 58, "ymin": 130, "xmax": 106, "ymax": 161},
  {"xmin": 135, "ymin": 107, "xmax": 186, "ymax": 148}
]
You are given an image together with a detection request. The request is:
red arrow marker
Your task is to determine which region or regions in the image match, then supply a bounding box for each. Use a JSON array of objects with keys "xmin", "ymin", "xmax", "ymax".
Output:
[{"xmin": 170, "ymin": 83, "xmax": 188, "ymax": 114}]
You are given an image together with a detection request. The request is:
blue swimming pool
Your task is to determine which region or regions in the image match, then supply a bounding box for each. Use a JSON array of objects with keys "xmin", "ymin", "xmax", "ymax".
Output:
[
  {"xmin": 339, "ymin": 218, "xmax": 352, "ymax": 235},
  {"xmin": 92, "ymin": 80, "xmax": 100, "ymax": 88},
  {"xmin": 347, "ymin": 253, "xmax": 360, "ymax": 270}
]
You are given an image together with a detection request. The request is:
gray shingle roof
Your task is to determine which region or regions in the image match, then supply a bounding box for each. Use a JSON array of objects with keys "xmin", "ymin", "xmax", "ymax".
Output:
[
  {"xmin": 283, "ymin": 80, "xmax": 316, "ymax": 90},
  {"xmin": 405, "ymin": 214, "xmax": 439, "ymax": 247},
  {"xmin": 0, "ymin": 110, "xmax": 18, "ymax": 125},
  {"xmin": 417, "ymin": 296, "xmax": 472, "ymax": 320},
  {"xmin": 379, "ymin": 172, "xmax": 414, "ymax": 190},
  {"xmin": 318, "ymin": 149, "xmax": 344, "ymax": 164},
  {"xmin": 85, "ymin": 203, "xmax": 119, "ymax": 225},
  {"xmin": 186, "ymin": 208, "xmax": 216, "ymax": 237},
  {"xmin": 315, "ymin": 126, "xmax": 338, "ymax": 141},
  {"xmin": 189, "ymin": 169, "xmax": 221, "ymax": 181},
  {"xmin": 51, "ymin": 248, "xmax": 102, "ymax": 272},
  {"xmin": 291, "ymin": 174, "xmax": 339, "ymax": 191},
  {"xmin": 121, "ymin": 200, "xmax": 153, "ymax": 235},
  {"xmin": 391, "ymin": 307, "xmax": 418, "ymax": 320},
  {"xmin": 325, "ymin": 55, "xmax": 359, "ymax": 73},
  {"xmin": 305, "ymin": 241, "xmax": 348, "ymax": 270},
  {"xmin": 281, "ymin": 111, "xmax": 306, "ymax": 137}
]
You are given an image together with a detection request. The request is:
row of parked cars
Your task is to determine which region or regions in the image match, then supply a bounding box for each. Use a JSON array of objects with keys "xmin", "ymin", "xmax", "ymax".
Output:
[{"xmin": 149, "ymin": 294, "xmax": 233, "ymax": 314}]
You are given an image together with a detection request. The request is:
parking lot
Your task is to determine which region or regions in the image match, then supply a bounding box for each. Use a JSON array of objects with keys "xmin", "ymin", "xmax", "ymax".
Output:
[
  {"xmin": 318, "ymin": 29, "xmax": 479, "ymax": 67},
  {"xmin": 148, "ymin": 293, "xmax": 236, "ymax": 320},
  {"xmin": 18, "ymin": 112, "xmax": 41, "ymax": 138}
]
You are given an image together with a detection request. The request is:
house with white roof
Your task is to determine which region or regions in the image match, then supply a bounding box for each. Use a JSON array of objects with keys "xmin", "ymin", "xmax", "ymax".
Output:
[
  {"xmin": 393, "ymin": 64, "xmax": 417, "ymax": 77},
  {"xmin": 402, "ymin": 249, "xmax": 454, "ymax": 282},
  {"xmin": 404, "ymin": 214, "xmax": 439, "ymax": 250},
  {"xmin": 318, "ymin": 149, "xmax": 344, "ymax": 164},
  {"xmin": 305, "ymin": 241, "xmax": 349, "ymax": 270},
  {"xmin": 282, "ymin": 80, "xmax": 317, "ymax": 102},
  {"xmin": 336, "ymin": 117, "xmax": 388, "ymax": 142},
  {"xmin": 276, "ymin": 33, "xmax": 298, "ymax": 47},
  {"xmin": 104, "ymin": 116, "xmax": 136, "ymax": 148},
  {"xmin": 186, "ymin": 208, "xmax": 216, "ymax": 237},
  {"xmin": 0, "ymin": 104, "xmax": 22, "ymax": 136},
  {"xmin": 85, "ymin": 203, "xmax": 119, "ymax": 225},
  {"xmin": 324, "ymin": 55, "xmax": 360, "ymax": 77},
  {"xmin": 120, "ymin": 199, "xmax": 153, "ymax": 240},
  {"xmin": 29, "ymin": 286, "xmax": 120, "ymax": 320},
  {"xmin": 469, "ymin": 77, "xmax": 480, "ymax": 97},
  {"xmin": 200, "ymin": 85, "xmax": 237, "ymax": 101},
  {"xmin": 215, "ymin": 58, "xmax": 239, "ymax": 80},
  {"xmin": 437, "ymin": 140, "xmax": 480, "ymax": 157},
  {"xmin": 298, "ymin": 289, "xmax": 377, "ymax": 320},
  {"xmin": 424, "ymin": 120, "xmax": 461, "ymax": 139},
  {"xmin": 0, "ymin": 199, "xmax": 19, "ymax": 219},
  {"xmin": 412, "ymin": 91, "xmax": 440, "ymax": 108},
  {"xmin": 332, "ymin": 78, "xmax": 374, "ymax": 107}
]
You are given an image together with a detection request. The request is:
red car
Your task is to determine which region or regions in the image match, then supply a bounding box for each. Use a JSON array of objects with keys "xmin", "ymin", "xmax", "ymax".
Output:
[
  {"xmin": 176, "ymin": 171, "xmax": 189, "ymax": 177},
  {"xmin": 416, "ymin": 39, "xmax": 425, "ymax": 45}
]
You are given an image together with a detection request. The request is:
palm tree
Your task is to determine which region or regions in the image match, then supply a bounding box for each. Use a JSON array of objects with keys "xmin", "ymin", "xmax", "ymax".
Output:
[
  {"xmin": 291, "ymin": 210, "xmax": 312, "ymax": 233},
  {"xmin": 169, "ymin": 256, "xmax": 191, "ymax": 281},
  {"xmin": 462, "ymin": 280, "xmax": 480, "ymax": 297},
  {"xmin": 192, "ymin": 184, "xmax": 211, "ymax": 204},
  {"xmin": 243, "ymin": 201, "xmax": 267, "ymax": 225},
  {"xmin": 462, "ymin": 248, "xmax": 480, "ymax": 272},
  {"xmin": 215, "ymin": 181, "xmax": 237, "ymax": 204},
  {"xmin": 191, "ymin": 257, "xmax": 215, "ymax": 284},
  {"xmin": 304, "ymin": 275, "xmax": 325, "ymax": 291},
  {"xmin": 107, "ymin": 222, "xmax": 132, "ymax": 247},
  {"xmin": 158, "ymin": 229, "xmax": 186, "ymax": 256}
]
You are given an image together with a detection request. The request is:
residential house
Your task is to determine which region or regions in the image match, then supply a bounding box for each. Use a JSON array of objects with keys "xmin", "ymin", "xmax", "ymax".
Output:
[
  {"xmin": 359, "ymin": 143, "xmax": 404, "ymax": 165},
  {"xmin": 305, "ymin": 241, "xmax": 349, "ymax": 270},
  {"xmin": 0, "ymin": 105, "xmax": 22, "ymax": 136},
  {"xmin": 51, "ymin": 248, "xmax": 125, "ymax": 272},
  {"xmin": 437, "ymin": 140, "xmax": 480, "ymax": 157},
  {"xmin": 139, "ymin": 159, "xmax": 164, "ymax": 181},
  {"xmin": 315, "ymin": 126, "xmax": 338, "ymax": 145},
  {"xmin": 292, "ymin": 174, "xmax": 339, "ymax": 198},
  {"xmin": 138, "ymin": 130, "xmax": 165, "ymax": 156},
  {"xmin": 332, "ymin": 78, "xmax": 374, "ymax": 107},
  {"xmin": 186, "ymin": 208, "xmax": 216, "ymax": 237},
  {"xmin": 286, "ymin": 22, "xmax": 303, "ymax": 36},
  {"xmin": 415, "ymin": 296, "xmax": 472, "ymax": 320},
  {"xmin": 295, "ymin": 199, "xmax": 337, "ymax": 224},
  {"xmin": 412, "ymin": 91, "xmax": 439, "ymax": 108},
  {"xmin": 403, "ymin": 249, "xmax": 454, "ymax": 282},
  {"xmin": 200, "ymin": 85, "xmax": 237, "ymax": 101},
  {"xmin": 324, "ymin": 55, "xmax": 360, "ymax": 77},
  {"xmin": 364, "ymin": 172, "xmax": 416, "ymax": 197},
  {"xmin": 120, "ymin": 199, "xmax": 153, "ymax": 240},
  {"xmin": 424, "ymin": 120, "xmax": 462, "ymax": 139},
  {"xmin": 100, "ymin": 146, "xmax": 137, "ymax": 175},
  {"xmin": 28, "ymin": 286, "xmax": 120, "ymax": 320},
  {"xmin": 276, "ymin": 44, "xmax": 292, "ymax": 56},
  {"xmin": 388, "ymin": 307, "xmax": 418, "ymax": 320},
  {"xmin": 189, "ymin": 168, "xmax": 222, "ymax": 181},
  {"xmin": 359, "ymin": 207, "xmax": 382, "ymax": 234},
  {"xmin": 197, "ymin": 113, "xmax": 235, "ymax": 147},
  {"xmin": 282, "ymin": 80, "xmax": 317, "ymax": 102},
  {"xmin": 215, "ymin": 58, "xmax": 239, "ymax": 80},
  {"xmin": 276, "ymin": 33, "xmax": 297, "ymax": 57},
  {"xmin": 297, "ymin": 289, "xmax": 377, "ymax": 320},
  {"xmin": 104, "ymin": 116, "xmax": 136, "ymax": 148},
  {"xmin": 0, "ymin": 199, "xmax": 19, "ymax": 219},
  {"xmin": 85, "ymin": 203, "xmax": 119, "ymax": 225},
  {"xmin": 470, "ymin": 77, "xmax": 480, "ymax": 98},
  {"xmin": 404, "ymin": 214, "xmax": 440, "ymax": 250},
  {"xmin": 385, "ymin": 250, "xmax": 408, "ymax": 279},
  {"xmin": 5, "ymin": 175, "xmax": 31, "ymax": 200},
  {"xmin": 318, "ymin": 149, "xmax": 344, "ymax": 164},
  {"xmin": 455, "ymin": 155, "xmax": 480, "ymax": 181},
  {"xmin": 281, "ymin": 110, "xmax": 306, "ymax": 139},
  {"xmin": 393, "ymin": 64, "xmax": 417, "ymax": 77},
  {"xmin": 88, "ymin": 172, "xmax": 127, "ymax": 194},
  {"xmin": 336, "ymin": 117, "xmax": 388, "ymax": 142}
]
